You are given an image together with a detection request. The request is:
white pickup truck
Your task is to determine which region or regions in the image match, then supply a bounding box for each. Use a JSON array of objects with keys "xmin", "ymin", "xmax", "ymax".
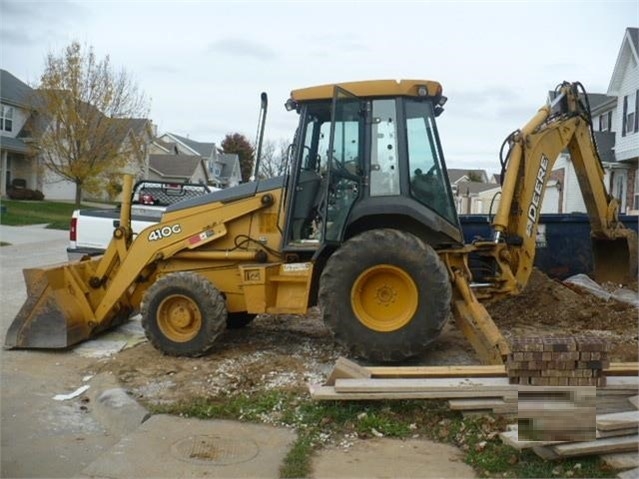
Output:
[{"xmin": 67, "ymin": 180, "xmax": 213, "ymax": 260}]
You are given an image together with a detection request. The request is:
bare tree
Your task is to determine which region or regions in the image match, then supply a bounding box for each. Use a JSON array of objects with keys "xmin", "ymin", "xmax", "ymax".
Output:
[
  {"xmin": 258, "ymin": 139, "xmax": 290, "ymax": 178},
  {"xmin": 33, "ymin": 41, "xmax": 150, "ymax": 206}
]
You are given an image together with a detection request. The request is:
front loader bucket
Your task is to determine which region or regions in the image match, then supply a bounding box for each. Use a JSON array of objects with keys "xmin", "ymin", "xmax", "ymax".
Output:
[
  {"xmin": 592, "ymin": 229, "xmax": 638, "ymax": 285},
  {"xmin": 5, "ymin": 263, "xmax": 124, "ymax": 349}
]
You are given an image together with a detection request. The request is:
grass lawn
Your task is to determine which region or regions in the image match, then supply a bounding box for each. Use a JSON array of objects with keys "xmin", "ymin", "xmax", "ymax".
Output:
[{"xmin": 0, "ymin": 199, "xmax": 108, "ymax": 230}]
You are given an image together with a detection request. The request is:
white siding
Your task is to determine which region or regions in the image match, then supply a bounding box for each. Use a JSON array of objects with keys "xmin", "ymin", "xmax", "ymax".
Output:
[
  {"xmin": 613, "ymin": 47, "xmax": 639, "ymax": 161},
  {"xmin": 542, "ymin": 182, "xmax": 560, "ymax": 214},
  {"xmin": 554, "ymin": 155, "xmax": 586, "ymax": 213}
]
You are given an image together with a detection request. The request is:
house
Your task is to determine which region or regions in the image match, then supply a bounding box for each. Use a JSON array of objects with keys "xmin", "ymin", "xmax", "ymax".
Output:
[
  {"xmin": 608, "ymin": 27, "xmax": 639, "ymax": 214},
  {"xmin": 445, "ymin": 168, "xmax": 500, "ymax": 214},
  {"xmin": 454, "ymin": 180, "xmax": 501, "ymax": 215},
  {"xmin": 209, "ymin": 150, "xmax": 241, "ymax": 188},
  {"xmin": 0, "ymin": 69, "xmax": 155, "ymax": 201},
  {"xmin": 549, "ymin": 27, "xmax": 638, "ymax": 215},
  {"xmin": 148, "ymin": 154, "xmax": 209, "ymax": 184},
  {"xmin": 447, "ymin": 168, "xmax": 490, "ymax": 189},
  {"xmin": 156, "ymin": 132, "xmax": 242, "ymax": 188},
  {"xmin": 0, "ymin": 70, "xmax": 38, "ymax": 197}
]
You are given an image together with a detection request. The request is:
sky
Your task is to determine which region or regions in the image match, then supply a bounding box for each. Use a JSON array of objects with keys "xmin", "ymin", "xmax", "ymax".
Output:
[{"xmin": 1, "ymin": 0, "xmax": 637, "ymax": 174}]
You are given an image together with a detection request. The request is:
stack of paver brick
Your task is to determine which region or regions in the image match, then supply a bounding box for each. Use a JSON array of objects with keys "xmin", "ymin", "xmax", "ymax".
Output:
[{"xmin": 507, "ymin": 335, "xmax": 609, "ymax": 386}]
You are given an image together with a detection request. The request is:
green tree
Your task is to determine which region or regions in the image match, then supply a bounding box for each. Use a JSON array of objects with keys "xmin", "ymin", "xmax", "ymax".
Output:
[
  {"xmin": 221, "ymin": 133, "xmax": 254, "ymax": 182},
  {"xmin": 33, "ymin": 41, "xmax": 150, "ymax": 207}
]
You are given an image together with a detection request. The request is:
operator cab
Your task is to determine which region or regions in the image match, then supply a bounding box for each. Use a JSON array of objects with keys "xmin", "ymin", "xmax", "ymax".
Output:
[{"xmin": 283, "ymin": 80, "xmax": 462, "ymax": 252}]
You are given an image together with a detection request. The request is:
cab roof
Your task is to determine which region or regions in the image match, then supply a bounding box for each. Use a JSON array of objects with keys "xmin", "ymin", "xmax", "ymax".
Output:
[{"xmin": 290, "ymin": 79, "xmax": 443, "ymax": 102}]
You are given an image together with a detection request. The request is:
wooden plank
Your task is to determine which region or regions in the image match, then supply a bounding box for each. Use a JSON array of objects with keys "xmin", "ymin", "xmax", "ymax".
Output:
[
  {"xmin": 605, "ymin": 363, "xmax": 639, "ymax": 376},
  {"xmin": 334, "ymin": 377, "xmax": 512, "ymax": 393},
  {"xmin": 499, "ymin": 430, "xmax": 565, "ymax": 450},
  {"xmin": 365, "ymin": 363, "xmax": 638, "ymax": 378},
  {"xmin": 448, "ymin": 398, "xmax": 508, "ymax": 411},
  {"xmin": 629, "ymin": 396, "xmax": 639, "ymax": 409},
  {"xmin": 532, "ymin": 446, "xmax": 560, "ymax": 460},
  {"xmin": 492, "ymin": 403, "xmax": 518, "ymax": 414},
  {"xmin": 597, "ymin": 427, "xmax": 639, "ymax": 439},
  {"xmin": 551, "ymin": 435, "xmax": 638, "ymax": 457},
  {"xmin": 617, "ymin": 467, "xmax": 639, "ymax": 479},
  {"xmin": 597, "ymin": 411, "xmax": 639, "ymax": 431},
  {"xmin": 605, "ymin": 377, "xmax": 639, "ymax": 388},
  {"xmin": 600, "ymin": 452, "xmax": 639, "ymax": 469},
  {"xmin": 311, "ymin": 385, "xmax": 516, "ymax": 401},
  {"xmin": 325, "ymin": 357, "xmax": 371, "ymax": 386},
  {"xmin": 368, "ymin": 364, "xmax": 504, "ymax": 378}
]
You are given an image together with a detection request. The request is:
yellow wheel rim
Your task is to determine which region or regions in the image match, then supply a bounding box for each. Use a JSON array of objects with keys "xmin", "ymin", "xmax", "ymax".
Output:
[
  {"xmin": 157, "ymin": 294, "xmax": 202, "ymax": 342},
  {"xmin": 351, "ymin": 264, "xmax": 418, "ymax": 332}
]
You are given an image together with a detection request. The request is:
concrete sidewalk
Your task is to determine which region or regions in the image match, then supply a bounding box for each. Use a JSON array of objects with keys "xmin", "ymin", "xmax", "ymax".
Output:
[{"xmin": 0, "ymin": 223, "xmax": 68, "ymax": 245}]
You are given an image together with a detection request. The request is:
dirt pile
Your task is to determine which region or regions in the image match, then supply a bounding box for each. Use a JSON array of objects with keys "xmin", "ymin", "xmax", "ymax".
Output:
[{"xmin": 486, "ymin": 269, "xmax": 638, "ymax": 361}]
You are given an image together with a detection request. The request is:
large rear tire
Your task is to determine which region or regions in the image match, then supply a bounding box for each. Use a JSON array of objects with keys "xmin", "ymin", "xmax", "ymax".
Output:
[
  {"xmin": 141, "ymin": 272, "xmax": 227, "ymax": 357},
  {"xmin": 319, "ymin": 229, "xmax": 451, "ymax": 362}
]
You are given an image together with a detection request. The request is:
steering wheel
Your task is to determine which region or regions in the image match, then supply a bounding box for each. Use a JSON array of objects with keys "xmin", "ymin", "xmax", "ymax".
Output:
[{"xmin": 333, "ymin": 159, "xmax": 360, "ymax": 182}]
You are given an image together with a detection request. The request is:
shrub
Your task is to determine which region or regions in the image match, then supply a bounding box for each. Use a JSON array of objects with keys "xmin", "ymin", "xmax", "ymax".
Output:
[{"xmin": 7, "ymin": 188, "xmax": 45, "ymax": 201}]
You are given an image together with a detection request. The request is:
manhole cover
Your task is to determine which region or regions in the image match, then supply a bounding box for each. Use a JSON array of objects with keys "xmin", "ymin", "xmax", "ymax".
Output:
[{"xmin": 171, "ymin": 435, "xmax": 259, "ymax": 465}]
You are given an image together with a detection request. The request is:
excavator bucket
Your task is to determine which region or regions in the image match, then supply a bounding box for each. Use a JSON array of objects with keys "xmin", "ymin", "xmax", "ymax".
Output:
[
  {"xmin": 591, "ymin": 229, "xmax": 638, "ymax": 285},
  {"xmin": 5, "ymin": 262, "xmax": 124, "ymax": 349}
]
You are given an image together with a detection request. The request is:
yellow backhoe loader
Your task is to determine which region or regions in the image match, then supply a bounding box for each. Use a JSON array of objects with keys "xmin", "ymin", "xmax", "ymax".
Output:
[{"xmin": 6, "ymin": 80, "xmax": 637, "ymax": 365}]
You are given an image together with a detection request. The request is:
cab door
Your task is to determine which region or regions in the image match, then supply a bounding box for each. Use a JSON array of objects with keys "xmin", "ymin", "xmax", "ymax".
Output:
[{"xmin": 321, "ymin": 87, "xmax": 364, "ymax": 243}]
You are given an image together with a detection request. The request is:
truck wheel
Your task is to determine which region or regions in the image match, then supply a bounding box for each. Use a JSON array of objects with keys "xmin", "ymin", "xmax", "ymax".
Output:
[
  {"xmin": 141, "ymin": 272, "xmax": 227, "ymax": 357},
  {"xmin": 226, "ymin": 312, "xmax": 257, "ymax": 329},
  {"xmin": 319, "ymin": 229, "xmax": 451, "ymax": 362}
]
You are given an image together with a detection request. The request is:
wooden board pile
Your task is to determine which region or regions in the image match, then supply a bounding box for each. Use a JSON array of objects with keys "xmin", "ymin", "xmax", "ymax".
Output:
[
  {"xmin": 311, "ymin": 357, "xmax": 638, "ymax": 414},
  {"xmin": 311, "ymin": 356, "xmax": 639, "ymax": 474},
  {"xmin": 507, "ymin": 336, "xmax": 609, "ymax": 386},
  {"xmin": 500, "ymin": 393, "xmax": 638, "ymax": 474}
]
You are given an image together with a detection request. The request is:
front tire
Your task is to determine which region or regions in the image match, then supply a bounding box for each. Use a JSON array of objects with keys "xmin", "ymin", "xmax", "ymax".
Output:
[
  {"xmin": 319, "ymin": 229, "xmax": 451, "ymax": 362},
  {"xmin": 141, "ymin": 272, "xmax": 227, "ymax": 357}
]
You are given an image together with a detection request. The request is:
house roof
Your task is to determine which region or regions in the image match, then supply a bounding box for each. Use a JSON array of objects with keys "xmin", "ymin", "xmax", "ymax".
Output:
[
  {"xmin": 593, "ymin": 131, "xmax": 616, "ymax": 163},
  {"xmin": 587, "ymin": 93, "xmax": 616, "ymax": 113},
  {"xmin": 447, "ymin": 168, "xmax": 487, "ymax": 184},
  {"xmin": 168, "ymin": 132, "xmax": 216, "ymax": 158},
  {"xmin": 149, "ymin": 154, "xmax": 207, "ymax": 180},
  {"xmin": 0, "ymin": 136, "xmax": 31, "ymax": 154},
  {"xmin": 455, "ymin": 180, "xmax": 501, "ymax": 196},
  {"xmin": 548, "ymin": 90, "xmax": 616, "ymax": 115},
  {"xmin": 154, "ymin": 139, "xmax": 178, "ymax": 154},
  {"xmin": 0, "ymin": 69, "xmax": 34, "ymax": 108},
  {"xmin": 608, "ymin": 27, "xmax": 639, "ymax": 94}
]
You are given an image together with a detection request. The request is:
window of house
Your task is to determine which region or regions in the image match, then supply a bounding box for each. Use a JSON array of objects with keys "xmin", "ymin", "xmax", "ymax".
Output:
[
  {"xmin": 623, "ymin": 91, "xmax": 637, "ymax": 135},
  {"xmin": 0, "ymin": 105, "xmax": 13, "ymax": 132},
  {"xmin": 599, "ymin": 111, "xmax": 612, "ymax": 132},
  {"xmin": 634, "ymin": 169, "xmax": 639, "ymax": 211}
]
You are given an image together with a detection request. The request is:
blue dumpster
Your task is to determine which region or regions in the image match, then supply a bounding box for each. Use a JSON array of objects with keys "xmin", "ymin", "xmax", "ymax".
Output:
[{"xmin": 459, "ymin": 214, "xmax": 639, "ymax": 280}]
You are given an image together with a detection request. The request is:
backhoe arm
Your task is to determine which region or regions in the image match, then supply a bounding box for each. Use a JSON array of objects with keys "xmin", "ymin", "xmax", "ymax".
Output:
[{"xmin": 492, "ymin": 82, "xmax": 637, "ymax": 288}]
